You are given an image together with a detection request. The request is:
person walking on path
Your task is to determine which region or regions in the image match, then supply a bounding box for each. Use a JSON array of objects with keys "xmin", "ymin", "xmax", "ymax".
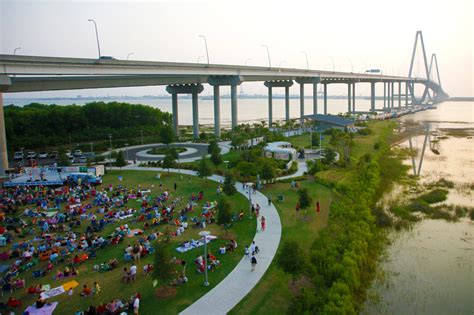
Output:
[
  {"xmin": 250, "ymin": 254, "xmax": 257, "ymax": 272},
  {"xmin": 267, "ymin": 196, "xmax": 271, "ymax": 206},
  {"xmin": 250, "ymin": 241, "xmax": 259, "ymax": 255},
  {"xmin": 255, "ymin": 204, "xmax": 260, "ymax": 218},
  {"xmin": 174, "ymin": 182, "xmax": 177, "ymax": 191},
  {"xmin": 316, "ymin": 200, "xmax": 320, "ymax": 213},
  {"xmin": 244, "ymin": 246, "xmax": 250, "ymax": 259},
  {"xmin": 260, "ymin": 216, "xmax": 266, "ymax": 232}
]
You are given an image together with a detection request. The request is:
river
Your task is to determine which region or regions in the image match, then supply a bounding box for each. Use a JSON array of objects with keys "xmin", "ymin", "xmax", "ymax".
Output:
[{"xmin": 363, "ymin": 101, "xmax": 474, "ymax": 314}]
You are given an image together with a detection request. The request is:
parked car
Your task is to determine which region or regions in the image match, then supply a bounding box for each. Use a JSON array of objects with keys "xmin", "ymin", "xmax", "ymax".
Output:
[
  {"xmin": 49, "ymin": 151, "xmax": 59, "ymax": 159},
  {"xmin": 38, "ymin": 152, "xmax": 48, "ymax": 159},
  {"xmin": 27, "ymin": 159, "xmax": 38, "ymax": 167},
  {"xmin": 79, "ymin": 156, "xmax": 87, "ymax": 164},
  {"xmin": 13, "ymin": 151, "xmax": 24, "ymax": 160},
  {"xmin": 65, "ymin": 150, "xmax": 72, "ymax": 158},
  {"xmin": 74, "ymin": 150, "xmax": 83, "ymax": 157},
  {"xmin": 69, "ymin": 156, "xmax": 75, "ymax": 164},
  {"xmin": 26, "ymin": 151, "xmax": 36, "ymax": 159}
]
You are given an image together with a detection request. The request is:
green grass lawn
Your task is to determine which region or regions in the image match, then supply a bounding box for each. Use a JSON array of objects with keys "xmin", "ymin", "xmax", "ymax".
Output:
[
  {"xmin": 229, "ymin": 180, "xmax": 332, "ymax": 314},
  {"xmin": 1, "ymin": 170, "xmax": 255, "ymax": 314}
]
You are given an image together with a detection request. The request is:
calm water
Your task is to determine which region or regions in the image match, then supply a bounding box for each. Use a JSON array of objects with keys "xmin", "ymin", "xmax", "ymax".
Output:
[
  {"xmin": 363, "ymin": 101, "xmax": 474, "ymax": 314},
  {"xmin": 4, "ymin": 97, "xmax": 381, "ymax": 126}
]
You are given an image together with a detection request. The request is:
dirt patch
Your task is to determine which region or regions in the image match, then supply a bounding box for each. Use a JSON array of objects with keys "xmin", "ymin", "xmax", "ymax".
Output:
[
  {"xmin": 155, "ymin": 286, "xmax": 177, "ymax": 298},
  {"xmin": 288, "ymin": 275, "xmax": 313, "ymax": 296}
]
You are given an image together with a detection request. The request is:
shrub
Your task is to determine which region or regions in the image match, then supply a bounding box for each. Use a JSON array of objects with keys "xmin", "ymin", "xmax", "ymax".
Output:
[{"xmin": 418, "ymin": 189, "xmax": 448, "ymax": 204}]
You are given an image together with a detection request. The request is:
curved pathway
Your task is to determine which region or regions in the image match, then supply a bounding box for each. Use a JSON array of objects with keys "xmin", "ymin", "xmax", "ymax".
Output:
[
  {"xmin": 104, "ymin": 141, "xmax": 231, "ymax": 163},
  {"xmin": 276, "ymin": 159, "xmax": 308, "ymax": 181},
  {"xmin": 115, "ymin": 164, "xmax": 282, "ymax": 315}
]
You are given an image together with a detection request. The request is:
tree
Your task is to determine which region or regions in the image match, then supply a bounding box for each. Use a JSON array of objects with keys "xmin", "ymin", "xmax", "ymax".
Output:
[
  {"xmin": 223, "ymin": 173, "xmax": 237, "ymax": 195},
  {"xmin": 260, "ymin": 163, "xmax": 275, "ymax": 183},
  {"xmin": 217, "ymin": 198, "xmax": 233, "ymax": 226},
  {"xmin": 114, "ymin": 150, "xmax": 127, "ymax": 169},
  {"xmin": 153, "ymin": 242, "xmax": 176, "ymax": 287},
  {"xmin": 207, "ymin": 140, "xmax": 219, "ymax": 154},
  {"xmin": 58, "ymin": 152, "xmax": 71, "ymax": 166},
  {"xmin": 161, "ymin": 125, "xmax": 175, "ymax": 145},
  {"xmin": 277, "ymin": 240, "xmax": 306, "ymax": 283},
  {"xmin": 161, "ymin": 149, "xmax": 176, "ymax": 173},
  {"xmin": 197, "ymin": 157, "xmax": 212, "ymax": 180},
  {"xmin": 210, "ymin": 145, "xmax": 222, "ymax": 165},
  {"xmin": 297, "ymin": 188, "xmax": 312, "ymax": 211},
  {"xmin": 323, "ymin": 148, "xmax": 337, "ymax": 165}
]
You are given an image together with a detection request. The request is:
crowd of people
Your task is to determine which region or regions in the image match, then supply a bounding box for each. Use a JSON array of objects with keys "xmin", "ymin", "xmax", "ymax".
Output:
[{"xmin": 0, "ymin": 171, "xmax": 261, "ymax": 313}]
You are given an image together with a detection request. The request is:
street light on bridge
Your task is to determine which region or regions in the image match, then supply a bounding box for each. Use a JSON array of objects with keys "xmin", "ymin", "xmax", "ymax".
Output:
[
  {"xmin": 13, "ymin": 47, "xmax": 22, "ymax": 55},
  {"xmin": 261, "ymin": 44, "xmax": 271, "ymax": 68},
  {"xmin": 197, "ymin": 55, "xmax": 205, "ymax": 63},
  {"xmin": 127, "ymin": 52, "xmax": 134, "ymax": 60},
  {"xmin": 88, "ymin": 19, "xmax": 101, "ymax": 59},
  {"xmin": 198, "ymin": 35, "xmax": 210, "ymax": 66},
  {"xmin": 301, "ymin": 51, "xmax": 309, "ymax": 70}
]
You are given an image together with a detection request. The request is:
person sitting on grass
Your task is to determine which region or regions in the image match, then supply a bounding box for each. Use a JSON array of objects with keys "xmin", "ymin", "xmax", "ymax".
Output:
[{"xmin": 80, "ymin": 284, "xmax": 92, "ymax": 297}]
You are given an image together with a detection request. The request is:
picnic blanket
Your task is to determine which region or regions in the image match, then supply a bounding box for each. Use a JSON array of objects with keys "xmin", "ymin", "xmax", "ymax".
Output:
[
  {"xmin": 0, "ymin": 264, "xmax": 9, "ymax": 273},
  {"xmin": 175, "ymin": 235, "xmax": 217, "ymax": 253},
  {"xmin": 40, "ymin": 280, "xmax": 78, "ymax": 299},
  {"xmin": 126, "ymin": 229, "xmax": 143, "ymax": 237},
  {"xmin": 62, "ymin": 280, "xmax": 79, "ymax": 291},
  {"xmin": 24, "ymin": 301, "xmax": 58, "ymax": 315}
]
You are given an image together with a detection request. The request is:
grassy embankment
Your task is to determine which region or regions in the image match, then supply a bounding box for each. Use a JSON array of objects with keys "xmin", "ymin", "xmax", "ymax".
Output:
[
  {"xmin": 1, "ymin": 171, "xmax": 255, "ymax": 314},
  {"xmin": 231, "ymin": 120, "xmax": 405, "ymax": 314}
]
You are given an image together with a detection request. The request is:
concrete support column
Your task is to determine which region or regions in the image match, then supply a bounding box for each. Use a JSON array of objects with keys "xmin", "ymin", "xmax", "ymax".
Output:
[
  {"xmin": 352, "ymin": 83, "xmax": 356, "ymax": 113},
  {"xmin": 387, "ymin": 82, "xmax": 391, "ymax": 109},
  {"xmin": 405, "ymin": 82, "xmax": 409, "ymax": 106},
  {"xmin": 391, "ymin": 81, "xmax": 395, "ymax": 108},
  {"xmin": 268, "ymin": 86, "xmax": 273, "ymax": 127},
  {"xmin": 383, "ymin": 82, "xmax": 386, "ymax": 108},
  {"xmin": 370, "ymin": 82, "xmax": 376, "ymax": 112},
  {"xmin": 398, "ymin": 81, "xmax": 401, "ymax": 108},
  {"xmin": 171, "ymin": 93, "xmax": 179, "ymax": 137},
  {"xmin": 192, "ymin": 92, "xmax": 199, "ymax": 139},
  {"xmin": 213, "ymin": 85, "xmax": 220, "ymax": 138},
  {"xmin": 323, "ymin": 83, "xmax": 328, "ymax": 115},
  {"xmin": 285, "ymin": 86, "xmax": 290, "ymax": 122},
  {"xmin": 0, "ymin": 93, "xmax": 7, "ymax": 176},
  {"xmin": 231, "ymin": 85, "xmax": 238, "ymax": 129},
  {"xmin": 312, "ymin": 83, "xmax": 318, "ymax": 115},
  {"xmin": 347, "ymin": 83, "xmax": 352, "ymax": 113},
  {"xmin": 299, "ymin": 83, "xmax": 304, "ymax": 125}
]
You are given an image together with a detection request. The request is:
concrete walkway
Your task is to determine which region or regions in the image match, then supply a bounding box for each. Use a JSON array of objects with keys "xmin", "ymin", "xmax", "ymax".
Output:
[
  {"xmin": 276, "ymin": 159, "xmax": 308, "ymax": 181},
  {"xmin": 115, "ymin": 164, "xmax": 282, "ymax": 315}
]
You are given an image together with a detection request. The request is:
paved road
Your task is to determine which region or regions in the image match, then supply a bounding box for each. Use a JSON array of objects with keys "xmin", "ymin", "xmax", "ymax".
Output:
[
  {"xmin": 277, "ymin": 159, "xmax": 308, "ymax": 181},
  {"xmin": 114, "ymin": 165, "xmax": 283, "ymax": 315}
]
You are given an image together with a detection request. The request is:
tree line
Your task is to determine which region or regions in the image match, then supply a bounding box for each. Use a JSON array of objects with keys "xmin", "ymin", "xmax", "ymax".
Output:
[{"xmin": 4, "ymin": 102, "xmax": 172, "ymax": 151}]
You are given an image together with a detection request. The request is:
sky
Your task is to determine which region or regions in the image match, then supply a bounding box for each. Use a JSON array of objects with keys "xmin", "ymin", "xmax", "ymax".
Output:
[{"xmin": 1, "ymin": 0, "xmax": 473, "ymax": 98}]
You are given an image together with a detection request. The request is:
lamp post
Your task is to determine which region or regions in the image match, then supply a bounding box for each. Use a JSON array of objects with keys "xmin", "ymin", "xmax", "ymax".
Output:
[
  {"xmin": 328, "ymin": 56, "xmax": 335, "ymax": 72},
  {"xmin": 262, "ymin": 44, "xmax": 271, "ymax": 68},
  {"xmin": 198, "ymin": 35, "xmax": 209, "ymax": 65},
  {"xmin": 140, "ymin": 129, "xmax": 144, "ymax": 145},
  {"xmin": 196, "ymin": 55, "xmax": 204, "ymax": 63},
  {"xmin": 301, "ymin": 51, "xmax": 309, "ymax": 70},
  {"xmin": 126, "ymin": 52, "xmax": 134, "ymax": 60},
  {"xmin": 88, "ymin": 19, "xmax": 101, "ymax": 58},
  {"xmin": 199, "ymin": 231, "xmax": 211, "ymax": 286},
  {"xmin": 224, "ymin": 160, "xmax": 229, "ymax": 171},
  {"xmin": 248, "ymin": 183, "xmax": 253, "ymax": 219},
  {"xmin": 278, "ymin": 60, "xmax": 286, "ymax": 71},
  {"xmin": 13, "ymin": 47, "xmax": 22, "ymax": 55},
  {"xmin": 125, "ymin": 143, "xmax": 129, "ymax": 161},
  {"xmin": 108, "ymin": 134, "xmax": 112, "ymax": 169}
]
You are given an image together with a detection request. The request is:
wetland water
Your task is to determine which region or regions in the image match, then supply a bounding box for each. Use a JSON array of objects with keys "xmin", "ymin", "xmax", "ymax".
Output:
[{"xmin": 363, "ymin": 101, "xmax": 474, "ymax": 314}]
